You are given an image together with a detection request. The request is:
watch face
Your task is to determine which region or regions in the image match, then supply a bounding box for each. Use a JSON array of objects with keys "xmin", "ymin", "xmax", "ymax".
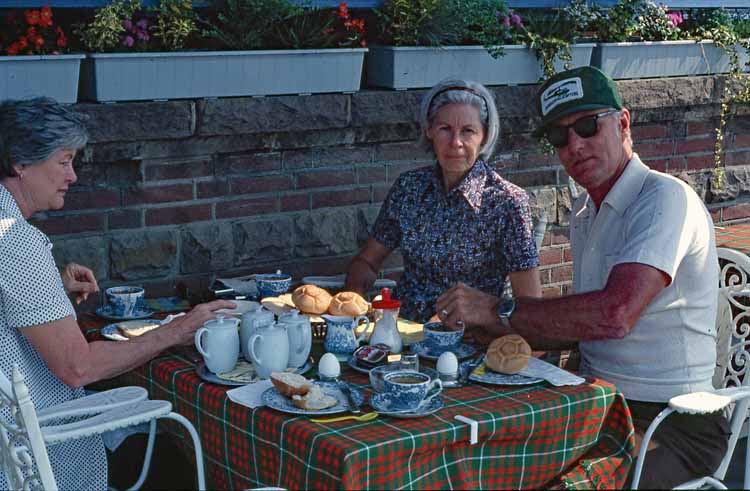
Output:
[{"xmin": 498, "ymin": 299, "xmax": 515, "ymax": 319}]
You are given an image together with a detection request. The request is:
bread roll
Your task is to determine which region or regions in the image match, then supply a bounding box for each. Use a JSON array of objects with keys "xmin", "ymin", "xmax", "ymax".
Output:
[
  {"xmin": 485, "ymin": 334, "xmax": 532, "ymax": 374},
  {"xmin": 292, "ymin": 384, "xmax": 337, "ymax": 410},
  {"xmin": 116, "ymin": 320, "xmax": 160, "ymax": 338},
  {"xmin": 328, "ymin": 291, "xmax": 368, "ymax": 317},
  {"xmin": 291, "ymin": 285, "xmax": 333, "ymax": 314},
  {"xmin": 270, "ymin": 372, "xmax": 312, "ymax": 397}
]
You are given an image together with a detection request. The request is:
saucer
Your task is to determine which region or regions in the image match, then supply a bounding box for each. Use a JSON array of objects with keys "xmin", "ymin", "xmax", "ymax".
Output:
[
  {"xmin": 262, "ymin": 381, "xmax": 363, "ymax": 415},
  {"xmin": 410, "ymin": 341, "xmax": 476, "ymax": 361},
  {"xmin": 100, "ymin": 319, "xmax": 161, "ymax": 341},
  {"xmin": 369, "ymin": 392, "xmax": 444, "ymax": 418},
  {"xmin": 96, "ymin": 304, "xmax": 153, "ymax": 321},
  {"xmin": 197, "ymin": 358, "xmax": 313, "ymax": 386}
]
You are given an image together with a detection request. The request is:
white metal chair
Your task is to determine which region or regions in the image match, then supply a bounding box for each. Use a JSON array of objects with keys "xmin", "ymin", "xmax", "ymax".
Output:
[
  {"xmin": 0, "ymin": 366, "xmax": 206, "ymax": 491},
  {"xmin": 631, "ymin": 246, "xmax": 750, "ymax": 489}
]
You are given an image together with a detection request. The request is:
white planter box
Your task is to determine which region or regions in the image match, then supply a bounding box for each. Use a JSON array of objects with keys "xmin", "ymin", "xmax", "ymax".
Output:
[
  {"xmin": 80, "ymin": 49, "xmax": 367, "ymax": 102},
  {"xmin": 592, "ymin": 40, "xmax": 749, "ymax": 80},
  {"xmin": 366, "ymin": 44, "xmax": 595, "ymax": 89},
  {"xmin": 0, "ymin": 54, "xmax": 84, "ymax": 104}
]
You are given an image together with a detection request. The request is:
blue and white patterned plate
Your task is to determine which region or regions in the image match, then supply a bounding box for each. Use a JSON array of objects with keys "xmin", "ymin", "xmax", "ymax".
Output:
[
  {"xmin": 410, "ymin": 341, "xmax": 477, "ymax": 361},
  {"xmin": 96, "ymin": 304, "xmax": 153, "ymax": 321},
  {"xmin": 370, "ymin": 392, "xmax": 444, "ymax": 418},
  {"xmin": 100, "ymin": 319, "xmax": 161, "ymax": 341},
  {"xmin": 198, "ymin": 358, "xmax": 314, "ymax": 386},
  {"xmin": 262, "ymin": 381, "xmax": 364, "ymax": 415},
  {"xmin": 468, "ymin": 360, "xmax": 544, "ymax": 386}
]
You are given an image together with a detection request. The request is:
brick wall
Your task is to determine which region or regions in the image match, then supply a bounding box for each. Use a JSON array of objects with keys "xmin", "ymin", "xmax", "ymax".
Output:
[{"xmin": 36, "ymin": 75, "xmax": 750, "ymax": 307}]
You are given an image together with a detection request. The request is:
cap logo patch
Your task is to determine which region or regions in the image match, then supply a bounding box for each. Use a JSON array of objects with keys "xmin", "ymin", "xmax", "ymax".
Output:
[{"xmin": 541, "ymin": 77, "xmax": 583, "ymax": 116}]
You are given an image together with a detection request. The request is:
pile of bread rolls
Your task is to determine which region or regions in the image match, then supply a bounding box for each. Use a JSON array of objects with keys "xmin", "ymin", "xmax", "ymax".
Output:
[
  {"xmin": 291, "ymin": 284, "xmax": 368, "ymax": 316},
  {"xmin": 485, "ymin": 334, "xmax": 532, "ymax": 374}
]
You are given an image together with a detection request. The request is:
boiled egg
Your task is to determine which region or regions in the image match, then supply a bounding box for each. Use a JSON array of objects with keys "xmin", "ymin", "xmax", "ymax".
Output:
[
  {"xmin": 318, "ymin": 352, "xmax": 341, "ymax": 380},
  {"xmin": 436, "ymin": 351, "xmax": 459, "ymax": 377}
]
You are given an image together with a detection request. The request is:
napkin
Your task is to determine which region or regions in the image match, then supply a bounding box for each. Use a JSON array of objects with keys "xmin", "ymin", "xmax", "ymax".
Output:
[
  {"xmin": 519, "ymin": 357, "xmax": 586, "ymax": 386},
  {"xmin": 216, "ymin": 274, "xmax": 258, "ymax": 296},
  {"xmin": 226, "ymin": 379, "xmax": 273, "ymax": 409}
]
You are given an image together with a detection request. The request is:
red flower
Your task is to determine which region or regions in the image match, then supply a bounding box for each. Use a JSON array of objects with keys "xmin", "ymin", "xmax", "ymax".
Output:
[
  {"xmin": 6, "ymin": 42, "xmax": 19, "ymax": 55},
  {"xmin": 27, "ymin": 26, "xmax": 37, "ymax": 37},
  {"xmin": 24, "ymin": 9, "xmax": 40, "ymax": 26},
  {"xmin": 360, "ymin": 39, "xmax": 367, "ymax": 47},
  {"xmin": 338, "ymin": 2, "xmax": 349, "ymax": 20},
  {"xmin": 56, "ymin": 32, "xmax": 67, "ymax": 48},
  {"xmin": 17, "ymin": 36, "xmax": 28, "ymax": 49},
  {"xmin": 39, "ymin": 6, "xmax": 53, "ymax": 27},
  {"xmin": 32, "ymin": 34, "xmax": 44, "ymax": 48}
]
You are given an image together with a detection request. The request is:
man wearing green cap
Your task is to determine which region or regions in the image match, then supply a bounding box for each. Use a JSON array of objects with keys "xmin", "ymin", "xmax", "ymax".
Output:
[{"xmin": 436, "ymin": 66, "xmax": 729, "ymax": 488}]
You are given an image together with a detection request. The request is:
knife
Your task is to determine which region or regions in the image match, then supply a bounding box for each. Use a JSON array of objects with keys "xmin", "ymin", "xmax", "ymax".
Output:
[{"xmin": 339, "ymin": 382, "xmax": 361, "ymax": 414}]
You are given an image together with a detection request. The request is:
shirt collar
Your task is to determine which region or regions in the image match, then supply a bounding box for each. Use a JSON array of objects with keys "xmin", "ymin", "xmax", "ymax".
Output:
[
  {"xmin": 0, "ymin": 183, "xmax": 24, "ymax": 220},
  {"xmin": 431, "ymin": 160, "xmax": 489, "ymax": 211},
  {"xmin": 575, "ymin": 153, "xmax": 648, "ymax": 218}
]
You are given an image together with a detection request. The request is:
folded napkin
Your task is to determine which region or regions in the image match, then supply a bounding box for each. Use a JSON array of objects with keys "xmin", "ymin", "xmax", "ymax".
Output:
[
  {"xmin": 216, "ymin": 274, "xmax": 258, "ymax": 296},
  {"xmin": 519, "ymin": 357, "xmax": 586, "ymax": 386},
  {"xmin": 226, "ymin": 379, "xmax": 273, "ymax": 409}
]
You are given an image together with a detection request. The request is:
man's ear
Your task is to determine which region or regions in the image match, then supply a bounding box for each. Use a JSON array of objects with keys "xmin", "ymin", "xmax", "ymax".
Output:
[{"xmin": 619, "ymin": 108, "xmax": 631, "ymax": 134}]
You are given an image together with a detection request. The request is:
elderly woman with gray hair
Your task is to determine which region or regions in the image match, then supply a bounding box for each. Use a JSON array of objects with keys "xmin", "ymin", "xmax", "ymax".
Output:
[
  {"xmin": 0, "ymin": 98, "xmax": 234, "ymax": 490},
  {"xmin": 345, "ymin": 79, "xmax": 541, "ymax": 329}
]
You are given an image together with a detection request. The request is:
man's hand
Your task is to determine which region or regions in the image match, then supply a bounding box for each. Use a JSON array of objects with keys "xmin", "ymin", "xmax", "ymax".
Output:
[
  {"xmin": 60, "ymin": 263, "xmax": 99, "ymax": 304},
  {"xmin": 436, "ymin": 283, "xmax": 503, "ymax": 331}
]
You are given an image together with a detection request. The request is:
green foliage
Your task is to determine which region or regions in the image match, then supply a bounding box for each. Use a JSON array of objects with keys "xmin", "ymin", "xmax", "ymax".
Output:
[
  {"xmin": 201, "ymin": 0, "xmax": 303, "ymax": 50},
  {"xmin": 77, "ymin": 0, "xmax": 140, "ymax": 52},
  {"xmin": 152, "ymin": 0, "xmax": 196, "ymax": 51},
  {"xmin": 271, "ymin": 8, "xmax": 338, "ymax": 49},
  {"xmin": 374, "ymin": 0, "xmax": 442, "ymax": 46},
  {"xmin": 591, "ymin": 0, "xmax": 685, "ymax": 42}
]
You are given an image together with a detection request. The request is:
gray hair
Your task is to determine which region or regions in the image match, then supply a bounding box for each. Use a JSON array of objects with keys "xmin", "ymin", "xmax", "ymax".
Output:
[
  {"xmin": 418, "ymin": 79, "xmax": 500, "ymax": 161},
  {"xmin": 0, "ymin": 98, "xmax": 88, "ymax": 179}
]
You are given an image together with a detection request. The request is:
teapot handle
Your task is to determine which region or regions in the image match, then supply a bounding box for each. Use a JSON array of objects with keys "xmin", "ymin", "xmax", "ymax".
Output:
[
  {"xmin": 354, "ymin": 315, "xmax": 372, "ymax": 344},
  {"xmin": 248, "ymin": 333, "xmax": 263, "ymax": 367},
  {"xmin": 195, "ymin": 328, "xmax": 210, "ymax": 359}
]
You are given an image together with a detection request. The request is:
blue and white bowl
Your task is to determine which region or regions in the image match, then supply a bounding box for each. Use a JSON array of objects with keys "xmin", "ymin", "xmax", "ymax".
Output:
[
  {"xmin": 105, "ymin": 286, "xmax": 145, "ymax": 318},
  {"xmin": 382, "ymin": 370, "xmax": 443, "ymax": 411},
  {"xmin": 255, "ymin": 273, "xmax": 292, "ymax": 298},
  {"xmin": 422, "ymin": 322, "xmax": 464, "ymax": 352}
]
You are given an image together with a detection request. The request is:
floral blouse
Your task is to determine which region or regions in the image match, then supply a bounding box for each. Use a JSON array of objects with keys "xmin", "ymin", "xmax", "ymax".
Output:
[{"xmin": 371, "ymin": 160, "xmax": 539, "ymax": 322}]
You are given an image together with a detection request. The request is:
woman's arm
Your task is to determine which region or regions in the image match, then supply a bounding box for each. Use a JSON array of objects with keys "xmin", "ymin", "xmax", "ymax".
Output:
[
  {"xmin": 21, "ymin": 299, "xmax": 234, "ymax": 388},
  {"xmin": 508, "ymin": 267, "xmax": 542, "ymax": 298},
  {"xmin": 344, "ymin": 238, "xmax": 391, "ymax": 295}
]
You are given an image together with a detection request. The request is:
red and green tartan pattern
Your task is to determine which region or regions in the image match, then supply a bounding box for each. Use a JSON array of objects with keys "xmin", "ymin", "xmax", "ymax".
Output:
[{"xmin": 82, "ymin": 318, "xmax": 634, "ymax": 490}]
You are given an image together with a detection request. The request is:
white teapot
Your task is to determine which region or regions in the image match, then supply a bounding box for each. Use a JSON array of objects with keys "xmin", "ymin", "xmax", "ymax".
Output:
[
  {"xmin": 194, "ymin": 314, "xmax": 240, "ymax": 374},
  {"xmin": 278, "ymin": 309, "xmax": 312, "ymax": 369},
  {"xmin": 248, "ymin": 322, "xmax": 289, "ymax": 379}
]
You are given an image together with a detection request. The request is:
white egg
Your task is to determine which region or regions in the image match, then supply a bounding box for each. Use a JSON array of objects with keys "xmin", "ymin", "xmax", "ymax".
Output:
[
  {"xmin": 318, "ymin": 352, "xmax": 341, "ymax": 379},
  {"xmin": 436, "ymin": 351, "xmax": 459, "ymax": 376}
]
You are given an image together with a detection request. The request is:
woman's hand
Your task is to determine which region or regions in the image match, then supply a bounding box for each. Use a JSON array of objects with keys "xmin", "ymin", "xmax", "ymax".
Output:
[
  {"xmin": 163, "ymin": 300, "xmax": 236, "ymax": 346},
  {"xmin": 60, "ymin": 263, "xmax": 99, "ymax": 304}
]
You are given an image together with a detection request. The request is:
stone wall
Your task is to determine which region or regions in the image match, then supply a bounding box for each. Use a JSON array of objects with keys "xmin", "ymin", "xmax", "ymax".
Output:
[{"xmin": 38, "ymin": 75, "xmax": 750, "ymax": 307}]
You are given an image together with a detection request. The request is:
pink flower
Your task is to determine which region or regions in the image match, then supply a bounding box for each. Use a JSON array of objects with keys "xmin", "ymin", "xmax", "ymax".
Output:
[
  {"xmin": 499, "ymin": 15, "xmax": 510, "ymax": 27},
  {"xmin": 136, "ymin": 19, "xmax": 149, "ymax": 31},
  {"xmin": 136, "ymin": 30, "xmax": 149, "ymax": 41},
  {"xmin": 122, "ymin": 19, "xmax": 133, "ymax": 30},
  {"xmin": 121, "ymin": 35, "xmax": 134, "ymax": 47},
  {"xmin": 510, "ymin": 14, "xmax": 522, "ymax": 27},
  {"xmin": 667, "ymin": 11, "xmax": 683, "ymax": 27}
]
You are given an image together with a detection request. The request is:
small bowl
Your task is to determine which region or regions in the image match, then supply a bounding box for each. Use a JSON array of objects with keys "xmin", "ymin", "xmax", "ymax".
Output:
[
  {"xmin": 422, "ymin": 322, "xmax": 464, "ymax": 352},
  {"xmin": 255, "ymin": 273, "xmax": 292, "ymax": 298}
]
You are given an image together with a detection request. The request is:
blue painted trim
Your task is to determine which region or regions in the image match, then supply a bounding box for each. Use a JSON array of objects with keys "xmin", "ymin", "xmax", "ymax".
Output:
[{"xmin": 2, "ymin": 0, "xmax": 747, "ymax": 7}]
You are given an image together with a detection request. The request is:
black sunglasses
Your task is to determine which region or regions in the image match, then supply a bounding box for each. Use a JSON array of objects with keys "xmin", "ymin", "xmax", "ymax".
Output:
[{"xmin": 545, "ymin": 110, "xmax": 620, "ymax": 148}]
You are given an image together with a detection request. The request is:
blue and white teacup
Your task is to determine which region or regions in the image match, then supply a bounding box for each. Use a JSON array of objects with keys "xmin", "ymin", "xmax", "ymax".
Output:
[
  {"xmin": 255, "ymin": 273, "xmax": 292, "ymax": 298},
  {"xmin": 382, "ymin": 370, "xmax": 442, "ymax": 411},
  {"xmin": 105, "ymin": 286, "xmax": 145, "ymax": 318},
  {"xmin": 422, "ymin": 322, "xmax": 464, "ymax": 353}
]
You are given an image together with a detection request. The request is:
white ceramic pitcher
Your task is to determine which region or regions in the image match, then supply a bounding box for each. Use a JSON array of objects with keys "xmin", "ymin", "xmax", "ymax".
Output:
[
  {"xmin": 194, "ymin": 314, "xmax": 240, "ymax": 374},
  {"xmin": 248, "ymin": 322, "xmax": 289, "ymax": 379},
  {"xmin": 240, "ymin": 306, "xmax": 274, "ymax": 363},
  {"xmin": 278, "ymin": 309, "xmax": 312, "ymax": 369}
]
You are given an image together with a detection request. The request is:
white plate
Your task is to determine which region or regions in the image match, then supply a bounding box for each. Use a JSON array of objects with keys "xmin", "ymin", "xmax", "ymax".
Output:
[
  {"xmin": 100, "ymin": 319, "xmax": 161, "ymax": 341},
  {"xmin": 468, "ymin": 359, "xmax": 544, "ymax": 386},
  {"xmin": 197, "ymin": 358, "xmax": 313, "ymax": 386},
  {"xmin": 370, "ymin": 392, "xmax": 444, "ymax": 418},
  {"xmin": 261, "ymin": 381, "xmax": 364, "ymax": 415},
  {"xmin": 96, "ymin": 304, "xmax": 153, "ymax": 321},
  {"xmin": 215, "ymin": 300, "xmax": 261, "ymax": 316},
  {"xmin": 410, "ymin": 341, "xmax": 477, "ymax": 361}
]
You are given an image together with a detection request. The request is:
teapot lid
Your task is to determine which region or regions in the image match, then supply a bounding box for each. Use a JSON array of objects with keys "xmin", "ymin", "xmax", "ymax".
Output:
[
  {"xmin": 205, "ymin": 313, "xmax": 239, "ymax": 328},
  {"xmin": 279, "ymin": 309, "xmax": 309, "ymax": 323},
  {"xmin": 242, "ymin": 305, "xmax": 274, "ymax": 322},
  {"xmin": 371, "ymin": 288, "xmax": 400, "ymax": 309}
]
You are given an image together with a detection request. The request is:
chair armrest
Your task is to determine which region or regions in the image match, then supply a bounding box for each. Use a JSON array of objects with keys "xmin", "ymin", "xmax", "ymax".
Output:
[
  {"xmin": 37, "ymin": 386, "xmax": 148, "ymax": 424},
  {"xmin": 42, "ymin": 400, "xmax": 171, "ymax": 445}
]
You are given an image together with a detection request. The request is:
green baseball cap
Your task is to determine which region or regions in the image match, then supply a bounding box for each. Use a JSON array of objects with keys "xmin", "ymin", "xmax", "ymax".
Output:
[{"xmin": 533, "ymin": 66, "xmax": 622, "ymax": 137}]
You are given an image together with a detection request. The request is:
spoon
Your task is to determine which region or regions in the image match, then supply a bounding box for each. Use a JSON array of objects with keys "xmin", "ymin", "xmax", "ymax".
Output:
[{"xmin": 310, "ymin": 412, "xmax": 379, "ymax": 424}]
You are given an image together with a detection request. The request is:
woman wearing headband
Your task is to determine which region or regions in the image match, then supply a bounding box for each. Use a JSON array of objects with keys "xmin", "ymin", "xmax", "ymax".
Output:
[{"xmin": 345, "ymin": 79, "xmax": 541, "ymax": 327}]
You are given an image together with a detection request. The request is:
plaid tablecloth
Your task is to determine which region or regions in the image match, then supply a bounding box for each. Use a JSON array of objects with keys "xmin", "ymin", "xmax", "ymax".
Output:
[{"xmin": 82, "ymin": 315, "xmax": 634, "ymax": 490}]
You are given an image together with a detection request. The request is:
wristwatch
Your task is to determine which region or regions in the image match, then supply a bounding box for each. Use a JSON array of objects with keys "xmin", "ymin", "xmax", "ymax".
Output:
[{"xmin": 495, "ymin": 298, "xmax": 515, "ymax": 329}]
